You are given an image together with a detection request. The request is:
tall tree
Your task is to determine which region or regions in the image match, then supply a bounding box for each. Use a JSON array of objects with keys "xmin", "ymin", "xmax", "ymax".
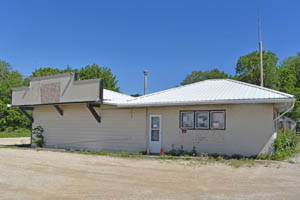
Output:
[
  {"xmin": 0, "ymin": 60, "xmax": 30, "ymax": 130},
  {"xmin": 23, "ymin": 66, "xmax": 77, "ymax": 86},
  {"xmin": 280, "ymin": 52, "xmax": 300, "ymax": 88},
  {"xmin": 235, "ymin": 51, "xmax": 278, "ymax": 89},
  {"xmin": 277, "ymin": 52, "xmax": 300, "ymax": 123},
  {"xmin": 78, "ymin": 64, "xmax": 120, "ymax": 92},
  {"xmin": 0, "ymin": 60, "xmax": 23, "ymax": 104},
  {"xmin": 181, "ymin": 68, "xmax": 229, "ymax": 85}
]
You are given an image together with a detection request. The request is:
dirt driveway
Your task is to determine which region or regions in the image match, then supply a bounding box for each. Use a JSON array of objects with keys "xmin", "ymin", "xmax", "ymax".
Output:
[{"xmin": 0, "ymin": 148, "xmax": 299, "ymax": 200}]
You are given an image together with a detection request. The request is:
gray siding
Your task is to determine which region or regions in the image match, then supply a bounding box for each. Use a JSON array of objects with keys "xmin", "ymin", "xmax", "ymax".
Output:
[
  {"xmin": 33, "ymin": 103, "xmax": 275, "ymax": 156},
  {"xmin": 12, "ymin": 73, "xmax": 102, "ymax": 106},
  {"xmin": 33, "ymin": 104, "xmax": 146, "ymax": 152},
  {"xmin": 147, "ymin": 104, "xmax": 274, "ymax": 156}
]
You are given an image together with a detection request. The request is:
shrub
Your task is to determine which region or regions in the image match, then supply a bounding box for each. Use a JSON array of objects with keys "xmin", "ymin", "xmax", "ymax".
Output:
[
  {"xmin": 216, "ymin": 155, "xmax": 224, "ymax": 161},
  {"xmin": 32, "ymin": 126, "xmax": 45, "ymax": 147},
  {"xmin": 272, "ymin": 129, "xmax": 298, "ymax": 160}
]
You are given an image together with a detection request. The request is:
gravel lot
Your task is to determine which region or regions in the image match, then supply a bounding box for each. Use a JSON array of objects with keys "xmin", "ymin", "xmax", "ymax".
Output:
[
  {"xmin": 0, "ymin": 137, "xmax": 31, "ymax": 146},
  {"xmin": 0, "ymin": 148, "xmax": 300, "ymax": 200}
]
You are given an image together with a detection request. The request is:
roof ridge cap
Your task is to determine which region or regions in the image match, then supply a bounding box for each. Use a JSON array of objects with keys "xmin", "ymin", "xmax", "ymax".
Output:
[{"xmin": 227, "ymin": 79, "xmax": 294, "ymax": 98}]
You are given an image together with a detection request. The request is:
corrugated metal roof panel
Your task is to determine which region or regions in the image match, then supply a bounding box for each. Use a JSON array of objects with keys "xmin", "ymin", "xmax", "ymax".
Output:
[
  {"xmin": 109, "ymin": 79, "xmax": 295, "ymax": 107},
  {"xmin": 103, "ymin": 89, "xmax": 135, "ymax": 103}
]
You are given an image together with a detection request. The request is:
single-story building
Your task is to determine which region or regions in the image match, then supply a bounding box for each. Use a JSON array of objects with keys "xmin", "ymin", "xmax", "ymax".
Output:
[{"xmin": 11, "ymin": 72, "xmax": 296, "ymax": 156}]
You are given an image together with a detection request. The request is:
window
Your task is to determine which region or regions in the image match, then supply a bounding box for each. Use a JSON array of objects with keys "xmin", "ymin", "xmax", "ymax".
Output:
[
  {"xmin": 180, "ymin": 110, "xmax": 226, "ymax": 130},
  {"xmin": 180, "ymin": 111, "xmax": 194, "ymax": 129},
  {"xmin": 210, "ymin": 111, "xmax": 225, "ymax": 130},
  {"xmin": 195, "ymin": 111, "xmax": 209, "ymax": 129}
]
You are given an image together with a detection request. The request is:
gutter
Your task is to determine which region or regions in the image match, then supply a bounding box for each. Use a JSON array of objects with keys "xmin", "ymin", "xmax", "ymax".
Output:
[{"xmin": 111, "ymin": 98, "xmax": 296, "ymax": 108}]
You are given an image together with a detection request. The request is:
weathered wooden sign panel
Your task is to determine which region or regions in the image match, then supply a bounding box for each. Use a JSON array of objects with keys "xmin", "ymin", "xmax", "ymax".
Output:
[{"xmin": 11, "ymin": 73, "xmax": 103, "ymax": 106}]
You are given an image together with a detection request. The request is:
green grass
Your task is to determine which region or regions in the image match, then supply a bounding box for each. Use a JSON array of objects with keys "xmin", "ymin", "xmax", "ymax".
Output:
[
  {"xmin": 0, "ymin": 146, "xmax": 286, "ymax": 168},
  {"xmin": 296, "ymin": 136, "xmax": 300, "ymax": 153},
  {"xmin": 61, "ymin": 149, "xmax": 259, "ymax": 168},
  {"xmin": 0, "ymin": 129, "xmax": 31, "ymax": 138}
]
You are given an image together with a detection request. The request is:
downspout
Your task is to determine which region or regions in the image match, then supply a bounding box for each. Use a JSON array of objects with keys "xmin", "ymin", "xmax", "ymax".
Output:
[
  {"xmin": 273, "ymin": 102, "xmax": 295, "ymax": 122},
  {"xmin": 145, "ymin": 107, "xmax": 149, "ymax": 154},
  {"xmin": 259, "ymin": 101, "xmax": 295, "ymax": 155}
]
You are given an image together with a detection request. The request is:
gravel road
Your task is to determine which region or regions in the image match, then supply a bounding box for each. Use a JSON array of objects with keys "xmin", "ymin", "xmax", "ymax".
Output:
[{"xmin": 0, "ymin": 148, "xmax": 299, "ymax": 200}]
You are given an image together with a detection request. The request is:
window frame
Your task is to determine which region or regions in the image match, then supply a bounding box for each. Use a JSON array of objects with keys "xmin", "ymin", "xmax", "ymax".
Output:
[
  {"xmin": 194, "ymin": 110, "xmax": 210, "ymax": 130},
  {"xmin": 149, "ymin": 114, "xmax": 162, "ymax": 142},
  {"xmin": 210, "ymin": 110, "xmax": 226, "ymax": 130},
  {"xmin": 179, "ymin": 111, "xmax": 195, "ymax": 129},
  {"xmin": 179, "ymin": 110, "xmax": 226, "ymax": 130}
]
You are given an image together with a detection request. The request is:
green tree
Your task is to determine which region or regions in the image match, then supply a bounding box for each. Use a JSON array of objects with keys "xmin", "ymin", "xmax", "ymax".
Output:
[
  {"xmin": 78, "ymin": 64, "xmax": 120, "ymax": 92},
  {"xmin": 235, "ymin": 51, "xmax": 278, "ymax": 89},
  {"xmin": 30, "ymin": 66, "xmax": 76, "ymax": 77},
  {"xmin": 280, "ymin": 52, "xmax": 300, "ymax": 88},
  {"xmin": 0, "ymin": 60, "xmax": 30, "ymax": 130},
  {"xmin": 0, "ymin": 100, "xmax": 31, "ymax": 131},
  {"xmin": 0, "ymin": 60, "xmax": 10, "ymax": 74},
  {"xmin": 131, "ymin": 93, "xmax": 142, "ymax": 97},
  {"xmin": 277, "ymin": 67, "xmax": 299, "ymax": 95},
  {"xmin": 0, "ymin": 60, "xmax": 24, "ymax": 104},
  {"xmin": 23, "ymin": 66, "xmax": 77, "ymax": 86},
  {"xmin": 181, "ymin": 68, "xmax": 229, "ymax": 85},
  {"xmin": 277, "ymin": 52, "xmax": 300, "ymax": 123}
]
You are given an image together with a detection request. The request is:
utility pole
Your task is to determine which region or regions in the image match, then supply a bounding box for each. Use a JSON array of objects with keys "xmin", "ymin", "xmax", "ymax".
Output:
[{"xmin": 258, "ymin": 8, "xmax": 263, "ymax": 87}]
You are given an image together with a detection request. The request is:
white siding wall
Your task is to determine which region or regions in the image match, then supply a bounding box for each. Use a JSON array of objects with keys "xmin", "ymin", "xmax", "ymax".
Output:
[
  {"xmin": 147, "ymin": 104, "xmax": 274, "ymax": 156},
  {"xmin": 33, "ymin": 104, "xmax": 146, "ymax": 153},
  {"xmin": 33, "ymin": 103, "xmax": 274, "ymax": 156}
]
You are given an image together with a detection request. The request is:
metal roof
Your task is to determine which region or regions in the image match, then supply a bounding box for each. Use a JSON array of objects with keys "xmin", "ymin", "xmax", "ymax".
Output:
[
  {"xmin": 103, "ymin": 89, "xmax": 135, "ymax": 103},
  {"xmin": 109, "ymin": 79, "xmax": 295, "ymax": 107}
]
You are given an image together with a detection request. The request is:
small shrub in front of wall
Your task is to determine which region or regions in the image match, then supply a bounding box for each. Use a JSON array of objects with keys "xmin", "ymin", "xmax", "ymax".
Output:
[
  {"xmin": 32, "ymin": 126, "xmax": 45, "ymax": 147},
  {"xmin": 165, "ymin": 145, "xmax": 198, "ymax": 157},
  {"xmin": 272, "ymin": 129, "xmax": 298, "ymax": 160}
]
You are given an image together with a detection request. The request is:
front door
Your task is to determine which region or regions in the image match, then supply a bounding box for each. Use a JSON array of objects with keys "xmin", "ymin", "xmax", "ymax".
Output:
[{"xmin": 149, "ymin": 115, "xmax": 162, "ymax": 153}]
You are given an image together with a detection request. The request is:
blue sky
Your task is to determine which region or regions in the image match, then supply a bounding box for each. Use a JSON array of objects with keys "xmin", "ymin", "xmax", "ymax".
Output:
[{"xmin": 1, "ymin": 0, "xmax": 300, "ymax": 94}]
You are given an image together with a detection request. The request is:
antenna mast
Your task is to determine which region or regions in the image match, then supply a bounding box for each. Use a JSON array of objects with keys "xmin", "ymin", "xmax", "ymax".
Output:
[{"xmin": 258, "ymin": 8, "xmax": 263, "ymax": 87}]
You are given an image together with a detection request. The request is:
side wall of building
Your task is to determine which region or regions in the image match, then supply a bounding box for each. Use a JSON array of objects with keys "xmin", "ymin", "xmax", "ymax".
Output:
[
  {"xmin": 33, "ymin": 104, "xmax": 147, "ymax": 153},
  {"xmin": 33, "ymin": 103, "xmax": 274, "ymax": 156},
  {"xmin": 147, "ymin": 103, "xmax": 274, "ymax": 156}
]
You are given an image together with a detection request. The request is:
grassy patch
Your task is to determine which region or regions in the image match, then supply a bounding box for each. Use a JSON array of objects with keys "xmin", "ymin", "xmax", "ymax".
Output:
[
  {"xmin": 3, "ymin": 146, "xmax": 274, "ymax": 168},
  {"xmin": 0, "ymin": 129, "xmax": 31, "ymax": 138},
  {"xmin": 5, "ymin": 133, "xmax": 299, "ymax": 168},
  {"xmin": 63, "ymin": 149, "xmax": 259, "ymax": 168},
  {"xmin": 272, "ymin": 130, "xmax": 299, "ymax": 160},
  {"xmin": 295, "ymin": 136, "xmax": 300, "ymax": 153}
]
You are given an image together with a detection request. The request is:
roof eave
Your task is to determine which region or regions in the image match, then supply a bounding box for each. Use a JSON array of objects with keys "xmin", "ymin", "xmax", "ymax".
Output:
[
  {"xmin": 11, "ymin": 100, "xmax": 101, "ymax": 108},
  {"xmin": 114, "ymin": 98, "xmax": 296, "ymax": 108}
]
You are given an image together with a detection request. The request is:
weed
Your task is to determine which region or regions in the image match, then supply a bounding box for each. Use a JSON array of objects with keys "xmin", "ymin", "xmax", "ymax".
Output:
[
  {"xmin": 120, "ymin": 152, "xmax": 130, "ymax": 157},
  {"xmin": 272, "ymin": 130, "xmax": 298, "ymax": 160},
  {"xmin": 287, "ymin": 160, "xmax": 296, "ymax": 164},
  {"xmin": 32, "ymin": 126, "xmax": 45, "ymax": 147},
  {"xmin": 216, "ymin": 155, "xmax": 224, "ymax": 161}
]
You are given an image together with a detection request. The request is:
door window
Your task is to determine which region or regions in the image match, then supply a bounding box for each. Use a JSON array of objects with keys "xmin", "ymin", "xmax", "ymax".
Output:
[
  {"xmin": 151, "ymin": 130, "xmax": 160, "ymax": 141},
  {"xmin": 151, "ymin": 117, "xmax": 160, "ymax": 129},
  {"xmin": 151, "ymin": 116, "xmax": 160, "ymax": 142}
]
